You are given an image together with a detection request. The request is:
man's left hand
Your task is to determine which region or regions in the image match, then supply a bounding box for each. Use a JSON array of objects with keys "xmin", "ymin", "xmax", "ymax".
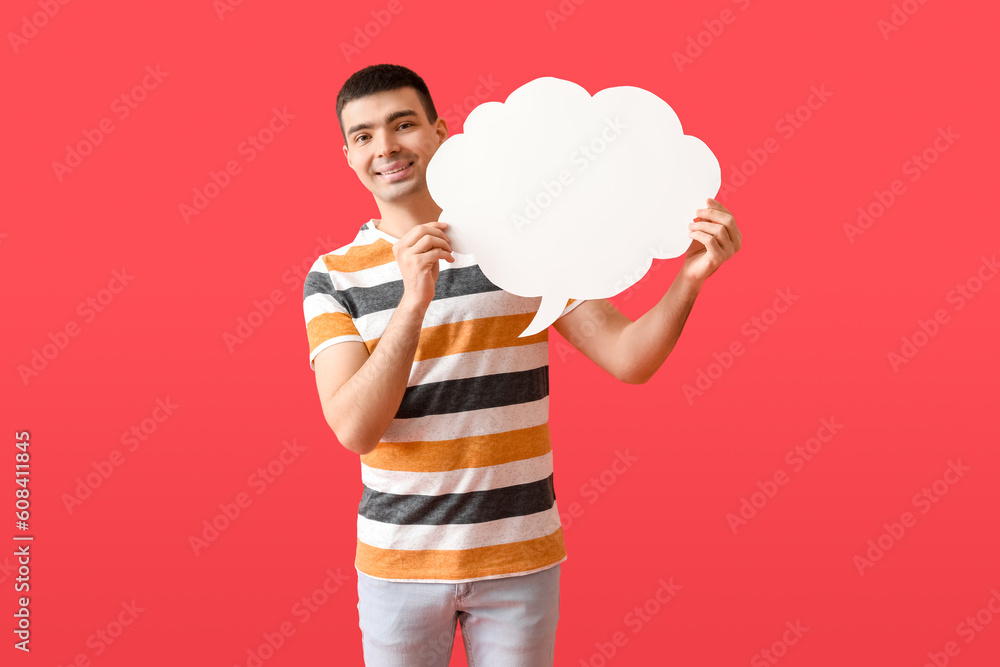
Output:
[{"xmin": 680, "ymin": 197, "xmax": 742, "ymax": 287}]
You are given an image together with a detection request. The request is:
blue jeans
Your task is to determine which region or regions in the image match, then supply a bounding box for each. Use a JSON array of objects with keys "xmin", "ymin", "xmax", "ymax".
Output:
[{"xmin": 357, "ymin": 564, "xmax": 561, "ymax": 666}]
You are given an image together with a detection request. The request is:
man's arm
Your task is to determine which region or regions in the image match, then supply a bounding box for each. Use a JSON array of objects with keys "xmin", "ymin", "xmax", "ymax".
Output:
[
  {"xmin": 315, "ymin": 299, "xmax": 427, "ymax": 456},
  {"xmin": 313, "ymin": 220, "xmax": 455, "ymax": 456},
  {"xmin": 552, "ymin": 277, "xmax": 701, "ymax": 385},
  {"xmin": 552, "ymin": 197, "xmax": 741, "ymax": 384}
]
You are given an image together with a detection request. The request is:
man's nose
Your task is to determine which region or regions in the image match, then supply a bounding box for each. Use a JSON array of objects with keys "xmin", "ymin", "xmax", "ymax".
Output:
[{"xmin": 376, "ymin": 132, "xmax": 400, "ymax": 158}]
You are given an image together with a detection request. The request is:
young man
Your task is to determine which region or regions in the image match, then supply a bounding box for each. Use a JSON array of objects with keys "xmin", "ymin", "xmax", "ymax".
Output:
[{"xmin": 303, "ymin": 64, "xmax": 741, "ymax": 666}]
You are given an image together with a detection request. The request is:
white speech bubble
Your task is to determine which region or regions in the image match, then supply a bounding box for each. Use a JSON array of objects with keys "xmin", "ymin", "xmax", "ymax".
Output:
[{"xmin": 426, "ymin": 76, "xmax": 720, "ymax": 337}]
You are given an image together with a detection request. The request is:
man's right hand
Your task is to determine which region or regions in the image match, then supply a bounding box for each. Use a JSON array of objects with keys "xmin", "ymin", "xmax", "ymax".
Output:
[{"xmin": 393, "ymin": 221, "xmax": 455, "ymax": 310}]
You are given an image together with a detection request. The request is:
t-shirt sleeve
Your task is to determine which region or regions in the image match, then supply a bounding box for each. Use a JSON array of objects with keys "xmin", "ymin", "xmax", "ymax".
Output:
[
  {"xmin": 303, "ymin": 257, "xmax": 363, "ymax": 371},
  {"xmin": 556, "ymin": 298, "xmax": 587, "ymax": 321}
]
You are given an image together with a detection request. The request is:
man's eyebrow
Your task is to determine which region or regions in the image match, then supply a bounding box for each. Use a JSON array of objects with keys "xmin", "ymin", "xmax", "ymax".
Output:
[{"xmin": 347, "ymin": 109, "xmax": 419, "ymax": 138}]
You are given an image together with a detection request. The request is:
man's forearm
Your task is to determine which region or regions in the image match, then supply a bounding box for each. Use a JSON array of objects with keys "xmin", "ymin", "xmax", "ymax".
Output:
[
  {"xmin": 325, "ymin": 298, "xmax": 426, "ymax": 455},
  {"xmin": 617, "ymin": 273, "xmax": 703, "ymax": 384}
]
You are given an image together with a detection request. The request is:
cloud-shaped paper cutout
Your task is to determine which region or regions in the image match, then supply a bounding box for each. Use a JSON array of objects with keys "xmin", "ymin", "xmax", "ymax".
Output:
[{"xmin": 426, "ymin": 77, "xmax": 720, "ymax": 337}]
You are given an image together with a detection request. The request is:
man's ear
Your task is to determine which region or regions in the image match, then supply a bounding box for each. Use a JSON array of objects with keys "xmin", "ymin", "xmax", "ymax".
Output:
[
  {"xmin": 435, "ymin": 117, "xmax": 449, "ymax": 144},
  {"xmin": 343, "ymin": 144, "xmax": 351, "ymax": 168}
]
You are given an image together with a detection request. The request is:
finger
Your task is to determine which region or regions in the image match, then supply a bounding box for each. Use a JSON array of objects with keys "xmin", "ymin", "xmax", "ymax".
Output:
[
  {"xmin": 694, "ymin": 207, "xmax": 733, "ymax": 226},
  {"xmin": 694, "ymin": 208, "xmax": 740, "ymax": 251},
  {"xmin": 705, "ymin": 197, "xmax": 732, "ymax": 215},
  {"xmin": 688, "ymin": 229, "xmax": 721, "ymax": 254},
  {"xmin": 426, "ymin": 222, "xmax": 454, "ymax": 248},
  {"xmin": 689, "ymin": 220, "xmax": 734, "ymax": 252},
  {"xmin": 425, "ymin": 224, "xmax": 453, "ymax": 247},
  {"xmin": 417, "ymin": 248, "xmax": 456, "ymax": 264},
  {"xmin": 410, "ymin": 235, "xmax": 453, "ymax": 256},
  {"xmin": 399, "ymin": 222, "xmax": 448, "ymax": 247},
  {"xmin": 401, "ymin": 226, "xmax": 453, "ymax": 252}
]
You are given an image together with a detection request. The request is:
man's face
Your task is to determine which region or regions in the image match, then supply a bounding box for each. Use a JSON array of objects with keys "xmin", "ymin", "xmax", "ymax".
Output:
[{"xmin": 341, "ymin": 87, "xmax": 448, "ymax": 206}]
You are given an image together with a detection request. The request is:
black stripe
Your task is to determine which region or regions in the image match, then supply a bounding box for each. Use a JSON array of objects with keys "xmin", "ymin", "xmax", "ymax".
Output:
[
  {"xmin": 359, "ymin": 474, "xmax": 556, "ymax": 525},
  {"xmin": 332, "ymin": 278, "xmax": 403, "ymax": 319},
  {"xmin": 396, "ymin": 367, "xmax": 548, "ymax": 419},
  {"xmin": 304, "ymin": 264, "xmax": 502, "ymax": 319},
  {"xmin": 303, "ymin": 270, "xmax": 335, "ymax": 301}
]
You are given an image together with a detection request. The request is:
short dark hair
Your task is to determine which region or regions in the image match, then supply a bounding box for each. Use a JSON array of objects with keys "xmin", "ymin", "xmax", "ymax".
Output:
[{"xmin": 336, "ymin": 64, "xmax": 438, "ymax": 144}]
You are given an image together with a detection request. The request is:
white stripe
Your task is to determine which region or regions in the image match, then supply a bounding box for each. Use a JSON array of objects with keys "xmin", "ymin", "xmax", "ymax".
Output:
[
  {"xmin": 309, "ymin": 336, "xmax": 364, "ymax": 370},
  {"xmin": 361, "ymin": 451, "xmax": 553, "ymax": 496},
  {"xmin": 303, "ymin": 291, "xmax": 351, "ymax": 325},
  {"xmin": 314, "ymin": 230, "xmax": 584, "ymax": 321},
  {"xmin": 352, "ymin": 288, "xmax": 542, "ymax": 342},
  {"xmin": 306, "ymin": 287, "xmax": 581, "ymax": 338},
  {"xmin": 382, "ymin": 397, "xmax": 549, "ymax": 443},
  {"xmin": 357, "ymin": 503, "xmax": 563, "ymax": 551},
  {"xmin": 426, "ymin": 287, "xmax": 541, "ymax": 324},
  {"xmin": 323, "ymin": 258, "xmax": 400, "ymax": 288},
  {"xmin": 313, "ymin": 251, "xmax": 480, "ymax": 289},
  {"xmin": 559, "ymin": 298, "xmax": 587, "ymax": 318},
  {"xmin": 407, "ymin": 343, "xmax": 547, "ymax": 387}
]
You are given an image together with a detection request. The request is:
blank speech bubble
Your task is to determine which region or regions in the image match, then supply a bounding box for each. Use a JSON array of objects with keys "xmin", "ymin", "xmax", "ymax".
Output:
[{"xmin": 426, "ymin": 76, "xmax": 720, "ymax": 337}]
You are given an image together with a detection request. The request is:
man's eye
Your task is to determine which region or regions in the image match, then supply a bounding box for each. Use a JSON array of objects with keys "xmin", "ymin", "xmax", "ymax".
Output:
[
  {"xmin": 399, "ymin": 123, "xmax": 413, "ymax": 129},
  {"xmin": 356, "ymin": 134, "xmax": 369, "ymax": 143}
]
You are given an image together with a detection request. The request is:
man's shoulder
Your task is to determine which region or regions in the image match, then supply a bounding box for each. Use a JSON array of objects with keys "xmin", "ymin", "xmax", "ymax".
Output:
[{"xmin": 308, "ymin": 221, "xmax": 391, "ymax": 274}]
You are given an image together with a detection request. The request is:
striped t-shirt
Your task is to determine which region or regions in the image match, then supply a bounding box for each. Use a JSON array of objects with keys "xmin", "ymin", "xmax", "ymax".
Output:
[{"xmin": 303, "ymin": 219, "xmax": 585, "ymax": 583}]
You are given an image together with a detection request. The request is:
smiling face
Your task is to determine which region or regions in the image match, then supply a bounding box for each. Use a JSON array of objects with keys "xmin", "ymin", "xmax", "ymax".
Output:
[{"xmin": 341, "ymin": 86, "xmax": 448, "ymax": 207}]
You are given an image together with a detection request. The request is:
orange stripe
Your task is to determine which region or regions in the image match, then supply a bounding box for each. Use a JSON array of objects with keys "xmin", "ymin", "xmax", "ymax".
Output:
[
  {"xmin": 363, "ymin": 311, "xmax": 550, "ymax": 360},
  {"xmin": 362, "ymin": 423, "xmax": 552, "ymax": 472},
  {"xmin": 322, "ymin": 238, "xmax": 394, "ymax": 273},
  {"xmin": 307, "ymin": 312, "xmax": 359, "ymax": 353},
  {"xmin": 356, "ymin": 527, "xmax": 566, "ymax": 581}
]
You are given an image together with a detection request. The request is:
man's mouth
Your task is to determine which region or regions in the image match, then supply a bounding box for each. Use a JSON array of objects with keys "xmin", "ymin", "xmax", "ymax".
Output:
[{"xmin": 376, "ymin": 161, "xmax": 415, "ymax": 177}]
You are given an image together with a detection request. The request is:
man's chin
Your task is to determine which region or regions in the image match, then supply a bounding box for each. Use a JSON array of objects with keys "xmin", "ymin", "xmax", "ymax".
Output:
[{"xmin": 372, "ymin": 179, "xmax": 422, "ymax": 202}]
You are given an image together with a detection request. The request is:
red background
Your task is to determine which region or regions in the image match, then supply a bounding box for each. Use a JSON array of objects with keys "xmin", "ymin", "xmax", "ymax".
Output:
[{"xmin": 5, "ymin": 0, "xmax": 999, "ymax": 665}]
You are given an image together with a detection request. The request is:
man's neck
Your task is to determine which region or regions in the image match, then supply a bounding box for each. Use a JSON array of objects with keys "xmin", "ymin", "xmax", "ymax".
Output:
[{"xmin": 373, "ymin": 198, "xmax": 443, "ymax": 240}]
